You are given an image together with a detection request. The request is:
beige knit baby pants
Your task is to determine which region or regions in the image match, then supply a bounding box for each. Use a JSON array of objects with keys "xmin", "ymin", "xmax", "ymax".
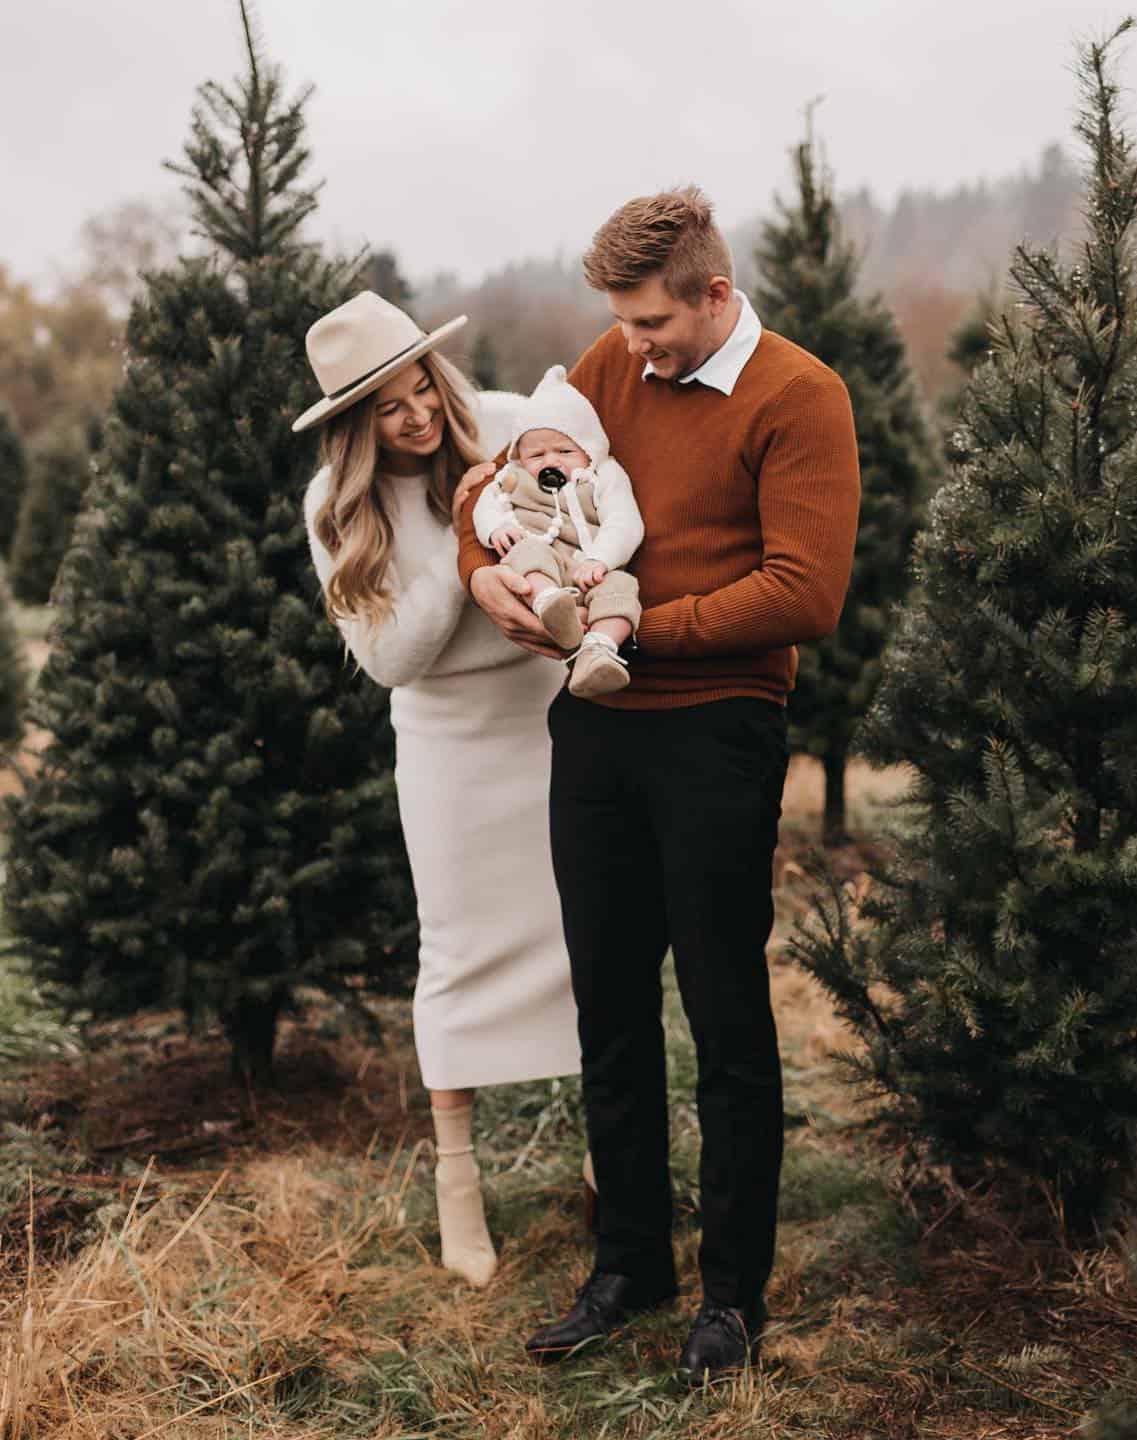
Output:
[{"xmin": 503, "ymin": 536, "xmax": 641, "ymax": 631}]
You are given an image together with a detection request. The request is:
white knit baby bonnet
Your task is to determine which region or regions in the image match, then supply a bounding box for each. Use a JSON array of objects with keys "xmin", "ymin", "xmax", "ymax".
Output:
[{"xmin": 506, "ymin": 365, "xmax": 610, "ymax": 470}]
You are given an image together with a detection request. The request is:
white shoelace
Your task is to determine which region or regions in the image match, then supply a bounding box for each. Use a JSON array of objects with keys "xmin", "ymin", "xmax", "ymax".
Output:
[{"xmin": 565, "ymin": 632, "xmax": 628, "ymax": 667}]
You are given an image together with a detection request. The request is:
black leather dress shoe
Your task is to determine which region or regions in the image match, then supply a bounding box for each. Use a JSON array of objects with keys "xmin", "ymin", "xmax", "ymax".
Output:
[
  {"xmin": 525, "ymin": 1271, "xmax": 677, "ymax": 1364},
  {"xmin": 677, "ymin": 1301, "xmax": 764, "ymax": 1384}
]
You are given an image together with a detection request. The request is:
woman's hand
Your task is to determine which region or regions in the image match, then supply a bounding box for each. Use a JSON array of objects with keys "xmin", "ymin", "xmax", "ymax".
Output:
[{"xmin": 452, "ymin": 461, "xmax": 497, "ymax": 532}]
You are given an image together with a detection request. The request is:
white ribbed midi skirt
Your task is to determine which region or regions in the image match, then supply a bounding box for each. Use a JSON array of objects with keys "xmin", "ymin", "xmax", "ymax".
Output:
[{"xmin": 390, "ymin": 654, "xmax": 581, "ymax": 1090}]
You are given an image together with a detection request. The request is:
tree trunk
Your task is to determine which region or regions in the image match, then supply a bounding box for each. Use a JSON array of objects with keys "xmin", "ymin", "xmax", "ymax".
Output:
[
  {"xmin": 1072, "ymin": 795, "xmax": 1101, "ymax": 854},
  {"xmin": 224, "ymin": 992, "xmax": 284, "ymax": 1089},
  {"xmin": 822, "ymin": 747, "xmax": 850, "ymax": 847},
  {"xmin": 1058, "ymin": 1167, "xmax": 1108, "ymax": 1244}
]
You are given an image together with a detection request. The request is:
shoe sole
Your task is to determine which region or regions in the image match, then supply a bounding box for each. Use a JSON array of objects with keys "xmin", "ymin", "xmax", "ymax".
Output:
[
  {"xmin": 568, "ymin": 659, "xmax": 630, "ymax": 699},
  {"xmin": 535, "ymin": 592, "xmax": 584, "ymax": 650}
]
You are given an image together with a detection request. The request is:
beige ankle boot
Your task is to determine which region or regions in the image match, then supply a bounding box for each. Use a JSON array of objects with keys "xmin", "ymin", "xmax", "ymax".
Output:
[{"xmin": 432, "ymin": 1105, "xmax": 497, "ymax": 1288}]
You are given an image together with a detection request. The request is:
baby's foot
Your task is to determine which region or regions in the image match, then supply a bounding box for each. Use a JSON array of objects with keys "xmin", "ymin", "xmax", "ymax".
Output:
[
  {"xmin": 533, "ymin": 586, "xmax": 584, "ymax": 650},
  {"xmin": 568, "ymin": 632, "xmax": 630, "ymax": 699}
]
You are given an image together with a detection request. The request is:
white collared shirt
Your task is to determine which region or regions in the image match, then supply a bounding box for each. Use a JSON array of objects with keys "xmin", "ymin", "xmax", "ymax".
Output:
[{"xmin": 642, "ymin": 289, "xmax": 762, "ymax": 397}]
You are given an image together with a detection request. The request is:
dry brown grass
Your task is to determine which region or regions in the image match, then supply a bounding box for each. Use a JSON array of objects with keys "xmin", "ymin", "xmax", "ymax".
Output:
[
  {"xmin": 0, "ymin": 1148, "xmax": 435, "ymax": 1438},
  {"xmin": 0, "ymin": 931, "xmax": 1125, "ymax": 1436},
  {"xmin": 3, "ymin": 1128, "xmax": 1120, "ymax": 1438}
]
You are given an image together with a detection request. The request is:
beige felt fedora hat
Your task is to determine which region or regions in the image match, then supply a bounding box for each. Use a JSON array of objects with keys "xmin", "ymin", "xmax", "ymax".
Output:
[{"xmin": 292, "ymin": 291, "xmax": 468, "ymax": 433}]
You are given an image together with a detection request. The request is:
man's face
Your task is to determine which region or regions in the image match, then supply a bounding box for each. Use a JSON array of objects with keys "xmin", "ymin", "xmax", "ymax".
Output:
[{"xmin": 606, "ymin": 273, "xmax": 721, "ymax": 381}]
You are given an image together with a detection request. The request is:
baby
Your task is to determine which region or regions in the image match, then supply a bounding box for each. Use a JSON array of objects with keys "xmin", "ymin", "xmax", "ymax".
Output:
[{"xmin": 473, "ymin": 365, "xmax": 644, "ymax": 699}]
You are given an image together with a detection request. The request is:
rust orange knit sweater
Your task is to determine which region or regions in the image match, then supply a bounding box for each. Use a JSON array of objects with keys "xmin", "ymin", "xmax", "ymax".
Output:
[{"xmin": 457, "ymin": 324, "xmax": 861, "ymax": 709}]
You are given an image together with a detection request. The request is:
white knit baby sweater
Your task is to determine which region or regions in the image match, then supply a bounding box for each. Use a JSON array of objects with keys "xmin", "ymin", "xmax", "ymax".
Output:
[
  {"xmin": 472, "ymin": 456, "xmax": 643, "ymax": 572},
  {"xmin": 304, "ymin": 391, "xmax": 523, "ymax": 690}
]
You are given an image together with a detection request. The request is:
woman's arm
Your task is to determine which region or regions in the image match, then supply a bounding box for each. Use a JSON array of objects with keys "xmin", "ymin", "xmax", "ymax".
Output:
[{"xmin": 304, "ymin": 469, "xmax": 467, "ymax": 689}]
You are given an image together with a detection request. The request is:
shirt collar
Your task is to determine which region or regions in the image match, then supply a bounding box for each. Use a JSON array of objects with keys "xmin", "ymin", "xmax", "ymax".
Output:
[{"xmin": 641, "ymin": 289, "xmax": 762, "ymax": 396}]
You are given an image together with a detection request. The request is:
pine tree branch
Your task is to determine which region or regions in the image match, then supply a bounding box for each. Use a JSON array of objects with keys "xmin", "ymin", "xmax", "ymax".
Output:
[
  {"xmin": 1076, "ymin": 22, "xmax": 1137, "ymax": 455},
  {"xmin": 239, "ymin": 0, "xmax": 260, "ymax": 94}
]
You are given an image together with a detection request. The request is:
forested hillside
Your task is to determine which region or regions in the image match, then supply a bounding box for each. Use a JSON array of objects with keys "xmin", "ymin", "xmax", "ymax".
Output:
[{"xmin": 416, "ymin": 143, "xmax": 1083, "ymax": 402}]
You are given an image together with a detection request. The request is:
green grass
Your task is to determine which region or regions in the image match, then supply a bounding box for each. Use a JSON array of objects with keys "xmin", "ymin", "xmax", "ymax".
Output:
[{"xmin": 778, "ymin": 1146, "xmax": 888, "ymax": 1223}]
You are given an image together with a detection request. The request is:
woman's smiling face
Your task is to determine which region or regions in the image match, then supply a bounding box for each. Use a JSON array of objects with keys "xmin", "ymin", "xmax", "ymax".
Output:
[{"xmin": 373, "ymin": 362, "xmax": 444, "ymax": 462}]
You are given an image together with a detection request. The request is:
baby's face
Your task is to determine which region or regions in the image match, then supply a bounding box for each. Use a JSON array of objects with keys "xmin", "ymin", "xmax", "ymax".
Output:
[{"xmin": 517, "ymin": 428, "xmax": 589, "ymax": 480}]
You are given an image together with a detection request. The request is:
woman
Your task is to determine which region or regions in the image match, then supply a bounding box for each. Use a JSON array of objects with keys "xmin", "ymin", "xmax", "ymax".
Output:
[{"xmin": 294, "ymin": 292, "xmax": 581, "ymax": 1286}]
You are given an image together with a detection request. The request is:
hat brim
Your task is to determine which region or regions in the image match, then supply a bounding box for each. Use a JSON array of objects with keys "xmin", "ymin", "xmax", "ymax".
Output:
[{"xmin": 291, "ymin": 315, "xmax": 469, "ymax": 433}]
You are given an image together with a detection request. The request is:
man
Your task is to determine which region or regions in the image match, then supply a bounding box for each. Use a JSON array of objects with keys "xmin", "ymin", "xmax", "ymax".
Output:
[{"xmin": 457, "ymin": 186, "xmax": 860, "ymax": 1382}]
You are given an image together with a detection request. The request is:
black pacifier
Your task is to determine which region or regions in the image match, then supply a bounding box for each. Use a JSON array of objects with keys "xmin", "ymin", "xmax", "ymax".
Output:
[{"xmin": 538, "ymin": 466, "xmax": 568, "ymax": 493}]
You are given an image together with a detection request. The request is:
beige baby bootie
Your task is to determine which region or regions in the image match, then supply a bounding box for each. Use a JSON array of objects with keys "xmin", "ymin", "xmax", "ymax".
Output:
[
  {"xmin": 569, "ymin": 632, "xmax": 630, "ymax": 699},
  {"xmin": 432, "ymin": 1105, "xmax": 497, "ymax": 1288},
  {"xmin": 533, "ymin": 586, "xmax": 584, "ymax": 650}
]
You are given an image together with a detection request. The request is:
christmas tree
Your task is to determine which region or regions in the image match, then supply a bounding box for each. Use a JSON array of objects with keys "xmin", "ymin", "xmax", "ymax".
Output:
[
  {"xmin": 0, "ymin": 409, "xmax": 26, "ymax": 558},
  {"xmin": 789, "ymin": 24, "xmax": 1137, "ymax": 1224},
  {"xmin": 939, "ymin": 291, "xmax": 1001, "ymax": 431},
  {"xmin": 0, "ymin": 566, "xmax": 26, "ymax": 750},
  {"xmin": 946, "ymin": 294, "xmax": 999, "ymax": 379},
  {"xmin": 3, "ymin": 3, "xmax": 416, "ymax": 1083},
  {"xmin": 366, "ymin": 249, "xmax": 413, "ymax": 309},
  {"xmin": 754, "ymin": 119, "xmax": 937, "ymax": 842},
  {"xmin": 8, "ymin": 422, "xmax": 94, "ymax": 604}
]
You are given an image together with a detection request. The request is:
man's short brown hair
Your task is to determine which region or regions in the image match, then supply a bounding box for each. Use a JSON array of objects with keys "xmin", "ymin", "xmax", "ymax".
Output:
[{"xmin": 582, "ymin": 185, "xmax": 734, "ymax": 304}]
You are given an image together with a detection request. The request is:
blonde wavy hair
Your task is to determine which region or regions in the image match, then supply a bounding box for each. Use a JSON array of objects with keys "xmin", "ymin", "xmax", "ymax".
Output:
[{"xmin": 312, "ymin": 350, "xmax": 486, "ymax": 627}]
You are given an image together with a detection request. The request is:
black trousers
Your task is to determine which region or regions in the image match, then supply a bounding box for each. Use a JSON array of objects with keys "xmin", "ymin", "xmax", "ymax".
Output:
[{"xmin": 548, "ymin": 690, "xmax": 790, "ymax": 1310}]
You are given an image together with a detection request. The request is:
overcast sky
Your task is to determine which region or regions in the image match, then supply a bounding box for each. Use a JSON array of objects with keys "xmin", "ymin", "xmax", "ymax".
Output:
[{"xmin": 1, "ymin": 0, "xmax": 1128, "ymax": 293}]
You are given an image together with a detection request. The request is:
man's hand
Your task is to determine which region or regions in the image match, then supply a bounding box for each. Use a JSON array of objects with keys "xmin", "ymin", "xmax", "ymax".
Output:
[
  {"xmin": 451, "ymin": 461, "xmax": 497, "ymax": 532},
  {"xmin": 573, "ymin": 560, "xmax": 609, "ymax": 593},
  {"xmin": 470, "ymin": 565, "xmax": 564, "ymax": 659},
  {"xmin": 490, "ymin": 525, "xmax": 525, "ymax": 556}
]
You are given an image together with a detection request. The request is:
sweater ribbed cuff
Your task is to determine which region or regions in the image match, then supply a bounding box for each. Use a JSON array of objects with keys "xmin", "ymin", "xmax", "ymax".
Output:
[
  {"xmin": 634, "ymin": 606, "xmax": 675, "ymax": 656},
  {"xmin": 458, "ymin": 549, "xmax": 496, "ymax": 594}
]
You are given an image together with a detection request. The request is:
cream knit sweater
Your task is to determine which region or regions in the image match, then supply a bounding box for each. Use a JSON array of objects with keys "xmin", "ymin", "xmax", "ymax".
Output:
[{"xmin": 304, "ymin": 391, "xmax": 524, "ymax": 690}]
